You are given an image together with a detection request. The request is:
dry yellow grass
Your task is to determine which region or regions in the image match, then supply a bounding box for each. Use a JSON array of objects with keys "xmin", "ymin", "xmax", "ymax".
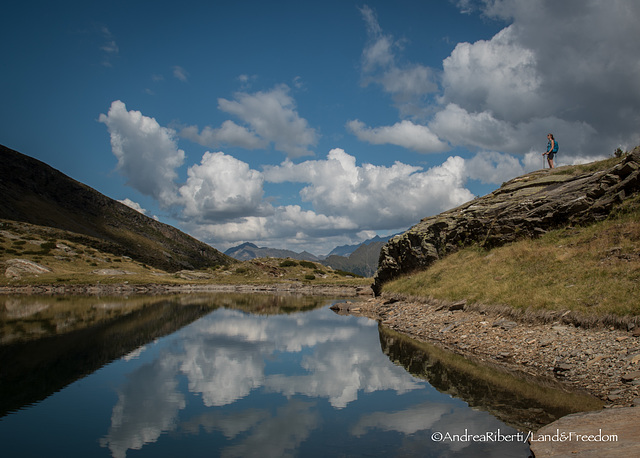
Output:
[{"xmin": 383, "ymin": 196, "xmax": 640, "ymax": 318}]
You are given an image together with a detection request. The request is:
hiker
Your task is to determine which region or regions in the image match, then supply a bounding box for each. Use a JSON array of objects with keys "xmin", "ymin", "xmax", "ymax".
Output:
[{"xmin": 543, "ymin": 133, "xmax": 558, "ymax": 168}]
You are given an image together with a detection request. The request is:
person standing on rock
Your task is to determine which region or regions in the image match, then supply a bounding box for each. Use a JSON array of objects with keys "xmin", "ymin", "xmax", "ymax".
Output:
[{"xmin": 543, "ymin": 133, "xmax": 558, "ymax": 168}]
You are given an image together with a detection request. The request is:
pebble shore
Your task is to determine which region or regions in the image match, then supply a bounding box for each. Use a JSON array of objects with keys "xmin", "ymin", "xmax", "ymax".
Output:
[{"xmin": 343, "ymin": 295, "xmax": 640, "ymax": 408}]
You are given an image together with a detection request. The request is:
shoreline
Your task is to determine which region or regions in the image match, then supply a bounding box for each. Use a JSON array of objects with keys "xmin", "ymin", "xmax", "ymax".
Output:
[
  {"xmin": 3, "ymin": 281, "xmax": 638, "ymax": 408},
  {"xmin": 344, "ymin": 294, "xmax": 640, "ymax": 408},
  {"xmin": 0, "ymin": 282, "xmax": 374, "ymax": 297}
]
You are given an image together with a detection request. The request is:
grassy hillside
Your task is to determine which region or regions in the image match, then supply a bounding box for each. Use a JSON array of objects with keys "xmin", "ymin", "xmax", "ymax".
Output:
[
  {"xmin": 0, "ymin": 219, "xmax": 370, "ymax": 287},
  {"xmin": 383, "ymin": 191, "xmax": 640, "ymax": 319},
  {"xmin": 0, "ymin": 145, "xmax": 232, "ymax": 272}
]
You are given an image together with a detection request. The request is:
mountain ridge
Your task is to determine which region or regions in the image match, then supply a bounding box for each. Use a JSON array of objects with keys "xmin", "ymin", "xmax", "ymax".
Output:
[
  {"xmin": 0, "ymin": 144, "xmax": 233, "ymax": 272},
  {"xmin": 225, "ymin": 234, "xmax": 396, "ymax": 277}
]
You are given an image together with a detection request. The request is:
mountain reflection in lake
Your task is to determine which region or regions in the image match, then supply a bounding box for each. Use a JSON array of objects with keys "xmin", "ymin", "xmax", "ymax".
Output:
[{"xmin": 0, "ymin": 294, "xmax": 540, "ymax": 457}]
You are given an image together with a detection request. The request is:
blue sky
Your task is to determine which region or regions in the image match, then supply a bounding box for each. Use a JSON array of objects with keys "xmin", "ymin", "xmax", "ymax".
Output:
[{"xmin": 2, "ymin": 0, "xmax": 640, "ymax": 256}]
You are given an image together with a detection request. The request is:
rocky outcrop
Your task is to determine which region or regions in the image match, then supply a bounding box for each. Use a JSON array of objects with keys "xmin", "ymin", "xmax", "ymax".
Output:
[
  {"xmin": 4, "ymin": 259, "xmax": 51, "ymax": 278},
  {"xmin": 373, "ymin": 149, "xmax": 640, "ymax": 295}
]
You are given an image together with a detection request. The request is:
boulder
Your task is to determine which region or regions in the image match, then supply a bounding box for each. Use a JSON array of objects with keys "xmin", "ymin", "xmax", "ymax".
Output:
[
  {"xmin": 4, "ymin": 259, "xmax": 51, "ymax": 278},
  {"xmin": 529, "ymin": 407, "xmax": 640, "ymax": 457}
]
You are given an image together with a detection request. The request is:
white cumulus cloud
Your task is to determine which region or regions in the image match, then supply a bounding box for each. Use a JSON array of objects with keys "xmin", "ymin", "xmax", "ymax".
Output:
[
  {"xmin": 264, "ymin": 148, "xmax": 473, "ymax": 231},
  {"xmin": 178, "ymin": 151, "xmax": 271, "ymax": 221},
  {"xmin": 439, "ymin": 0, "xmax": 640, "ymax": 157},
  {"xmin": 180, "ymin": 121, "xmax": 266, "ymax": 150},
  {"xmin": 99, "ymin": 100, "xmax": 184, "ymax": 206},
  {"xmin": 177, "ymin": 148, "xmax": 476, "ymax": 254},
  {"xmin": 180, "ymin": 85, "xmax": 318, "ymax": 158},
  {"xmin": 358, "ymin": 5, "xmax": 438, "ymax": 118},
  {"xmin": 357, "ymin": 1, "xmax": 640, "ymax": 162},
  {"xmin": 347, "ymin": 119, "xmax": 449, "ymax": 153}
]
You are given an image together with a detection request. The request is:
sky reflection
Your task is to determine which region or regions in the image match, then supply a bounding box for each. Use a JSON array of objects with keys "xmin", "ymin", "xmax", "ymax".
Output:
[
  {"xmin": 1, "ymin": 297, "xmax": 531, "ymax": 457},
  {"xmin": 100, "ymin": 306, "xmax": 428, "ymax": 457}
]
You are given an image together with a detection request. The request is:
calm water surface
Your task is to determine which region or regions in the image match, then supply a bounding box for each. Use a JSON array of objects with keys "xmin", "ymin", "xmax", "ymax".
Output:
[{"xmin": 0, "ymin": 293, "xmax": 594, "ymax": 457}]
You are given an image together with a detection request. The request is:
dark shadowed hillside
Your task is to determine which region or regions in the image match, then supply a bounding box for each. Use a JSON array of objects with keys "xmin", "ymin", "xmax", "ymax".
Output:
[{"xmin": 0, "ymin": 145, "xmax": 232, "ymax": 272}]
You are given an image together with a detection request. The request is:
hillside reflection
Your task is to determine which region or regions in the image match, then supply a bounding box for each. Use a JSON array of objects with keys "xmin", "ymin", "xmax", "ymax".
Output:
[
  {"xmin": 378, "ymin": 326, "xmax": 603, "ymax": 431},
  {"xmin": 0, "ymin": 293, "xmax": 328, "ymax": 417}
]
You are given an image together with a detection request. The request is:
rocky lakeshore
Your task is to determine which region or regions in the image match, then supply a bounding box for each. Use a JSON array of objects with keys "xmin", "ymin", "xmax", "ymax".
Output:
[
  {"xmin": 340, "ymin": 295, "xmax": 640, "ymax": 408},
  {"xmin": 0, "ymin": 282, "xmax": 374, "ymax": 297}
]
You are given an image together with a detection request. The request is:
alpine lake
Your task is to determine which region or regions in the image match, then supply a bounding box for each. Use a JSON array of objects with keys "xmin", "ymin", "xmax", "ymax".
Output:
[{"xmin": 0, "ymin": 292, "xmax": 600, "ymax": 457}]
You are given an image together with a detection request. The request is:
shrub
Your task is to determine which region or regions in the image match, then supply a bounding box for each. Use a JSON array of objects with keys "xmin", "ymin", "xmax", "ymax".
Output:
[
  {"xmin": 333, "ymin": 269, "xmax": 362, "ymax": 278},
  {"xmin": 299, "ymin": 261, "xmax": 317, "ymax": 269},
  {"xmin": 279, "ymin": 260, "xmax": 298, "ymax": 267},
  {"xmin": 304, "ymin": 274, "xmax": 316, "ymax": 280},
  {"xmin": 39, "ymin": 241, "xmax": 57, "ymax": 254}
]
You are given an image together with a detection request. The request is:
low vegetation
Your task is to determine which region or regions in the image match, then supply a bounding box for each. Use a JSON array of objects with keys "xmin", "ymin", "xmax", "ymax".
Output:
[
  {"xmin": 383, "ymin": 194, "xmax": 640, "ymax": 318},
  {"xmin": 0, "ymin": 220, "xmax": 369, "ymax": 287}
]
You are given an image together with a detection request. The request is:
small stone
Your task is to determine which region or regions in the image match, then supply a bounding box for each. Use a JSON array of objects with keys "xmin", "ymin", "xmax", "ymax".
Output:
[
  {"xmin": 440, "ymin": 324, "xmax": 456, "ymax": 333},
  {"xmin": 448, "ymin": 300, "xmax": 466, "ymax": 311},
  {"xmin": 625, "ymin": 353, "xmax": 640, "ymax": 364},
  {"xmin": 492, "ymin": 319, "xmax": 517, "ymax": 331},
  {"xmin": 621, "ymin": 371, "xmax": 640, "ymax": 382},
  {"xmin": 554, "ymin": 363, "xmax": 572, "ymax": 373}
]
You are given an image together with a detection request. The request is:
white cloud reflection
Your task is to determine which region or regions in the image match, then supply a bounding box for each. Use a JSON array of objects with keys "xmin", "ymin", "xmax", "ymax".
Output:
[
  {"xmin": 101, "ymin": 307, "xmax": 420, "ymax": 457},
  {"xmin": 100, "ymin": 306, "xmax": 524, "ymax": 458}
]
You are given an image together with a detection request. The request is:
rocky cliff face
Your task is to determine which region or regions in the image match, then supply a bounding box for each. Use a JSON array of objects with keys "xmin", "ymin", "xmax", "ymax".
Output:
[{"xmin": 373, "ymin": 148, "xmax": 640, "ymax": 295}]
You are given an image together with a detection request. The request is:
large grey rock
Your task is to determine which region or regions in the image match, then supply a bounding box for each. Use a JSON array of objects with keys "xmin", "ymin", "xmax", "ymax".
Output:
[
  {"xmin": 4, "ymin": 259, "xmax": 51, "ymax": 278},
  {"xmin": 373, "ymin": 149, "xmax": 640, "ymax": 295},
  {"xmin": 529, "ymin": 407, "xmax": 640, "ymax": 457}
]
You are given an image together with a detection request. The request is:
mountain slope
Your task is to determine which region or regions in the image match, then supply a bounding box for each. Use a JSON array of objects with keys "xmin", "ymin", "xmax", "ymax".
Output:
[
  {"xmin": 326, "ymin": 235, "xmax": 392, "ymax": 257},
  {"xmin": 0, "ymin": 145, "xmax": 233, "ymax": 272},
  {"xmin": 321, "ymin": 240, "xmax": 387, "ymax": 277}
]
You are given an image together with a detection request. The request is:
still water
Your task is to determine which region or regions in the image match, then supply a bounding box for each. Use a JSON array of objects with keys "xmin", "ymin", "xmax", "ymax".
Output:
[{"xmin": 0, "ymin": 294, "xmax": 597, "ymax": 457}]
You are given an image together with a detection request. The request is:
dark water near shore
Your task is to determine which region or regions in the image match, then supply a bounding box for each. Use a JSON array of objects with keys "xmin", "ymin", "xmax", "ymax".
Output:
[{"xmin": 0, "ymin": 293, "xmax": 596, "ymax": 457}]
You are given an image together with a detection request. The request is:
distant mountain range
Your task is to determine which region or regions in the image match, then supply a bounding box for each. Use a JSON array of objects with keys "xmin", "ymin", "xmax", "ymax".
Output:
[
  {"xmin": 224, "ymin": 242, "xmax": 320, "ymax": 262},
  {"xmin": 224, "ymin": 234, "xmax": 395, "ymax": 277},
  {"xmin": 325, "ymin": 235, "xmax": 393, "ymax": 257},
  {"xmin": 0, "ymin": 144, "xmax": 232, "ymax": 272}
]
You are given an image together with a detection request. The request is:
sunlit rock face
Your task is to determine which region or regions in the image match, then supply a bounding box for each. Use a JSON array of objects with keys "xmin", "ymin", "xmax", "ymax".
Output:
[{"xmin": 373, "ymin": 149, "xmax": 640, "ymax": 295}]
